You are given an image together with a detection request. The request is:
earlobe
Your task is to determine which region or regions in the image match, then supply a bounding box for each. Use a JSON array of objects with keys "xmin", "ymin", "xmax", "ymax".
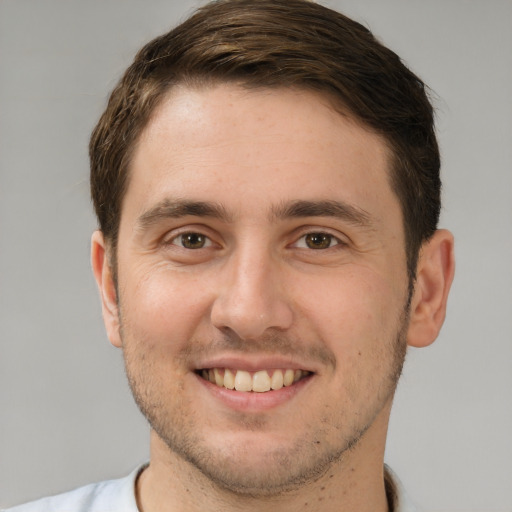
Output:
[
  {"xmin": 407, "ymin": 229, "xmax": 455, "ymax": 348},
  {"xmin": 91, "ymin": 231, "xmax": 122, "ymax": 348}
]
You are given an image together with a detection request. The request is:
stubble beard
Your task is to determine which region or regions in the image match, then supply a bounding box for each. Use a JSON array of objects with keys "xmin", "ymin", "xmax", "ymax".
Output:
[{"xmin": 121, "ymin": 306, "xmax": 409, "ymax": 498}]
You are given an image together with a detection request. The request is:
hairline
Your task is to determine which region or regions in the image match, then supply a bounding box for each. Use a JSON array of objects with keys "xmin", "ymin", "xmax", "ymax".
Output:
[{"xmin": 103, "ymin": 78, "xmax": 415, "ymax": 287}]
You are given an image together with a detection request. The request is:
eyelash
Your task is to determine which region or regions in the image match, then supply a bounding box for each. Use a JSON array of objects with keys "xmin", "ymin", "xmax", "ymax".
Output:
[
  {"xmin": 165, "ymin": 230, "xmax": 345, "ymax": 251},
  {"xmin": 293, "ymin": 232, "xmax": 343, "ymax": 250},
  {"xmin": 167, "ymin": 232, "xmax": 214, "ymax": 249}
]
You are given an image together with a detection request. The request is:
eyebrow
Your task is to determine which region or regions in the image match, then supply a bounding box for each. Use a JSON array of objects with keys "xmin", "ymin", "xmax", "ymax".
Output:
[
  {"xmin": 271, "ymin": 199, "xmax": 374, "ymax": 228},
  {"xmin": 136, "ymin": 199, "xmax": 232, "ymax": 229},
  {"xmin": 136, "ymin": 198, "xmax": 374, "ymax": 230}
]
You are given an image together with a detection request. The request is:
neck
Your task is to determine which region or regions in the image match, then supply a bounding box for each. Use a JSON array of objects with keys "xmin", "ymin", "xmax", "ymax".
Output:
[{"xmin": 136, "ymin": 410, "xmax": 391, "ymax": 512}]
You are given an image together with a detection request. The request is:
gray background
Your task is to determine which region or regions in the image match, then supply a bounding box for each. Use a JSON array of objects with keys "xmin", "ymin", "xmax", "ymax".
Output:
[{"xmin": 1, "ymin": 0, "xmax": 511, "ymax": 510}]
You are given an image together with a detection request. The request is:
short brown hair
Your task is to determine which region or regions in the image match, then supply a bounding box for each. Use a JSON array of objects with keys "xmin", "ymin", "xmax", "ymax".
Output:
[{"xmin": 90, "ymin": 0, "xmax": 440, "ymax": 282}]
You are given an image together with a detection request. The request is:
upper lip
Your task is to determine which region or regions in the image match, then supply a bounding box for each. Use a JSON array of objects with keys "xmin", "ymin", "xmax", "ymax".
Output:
[{"xmin": 192, "ymin": 354, "xmax": 318, "ymax": 374}]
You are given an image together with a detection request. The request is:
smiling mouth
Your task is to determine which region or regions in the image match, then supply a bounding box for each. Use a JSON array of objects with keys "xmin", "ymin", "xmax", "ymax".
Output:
[{"xmin": 197, "ymin": 368, "xmax": 311, "ymax": 393}]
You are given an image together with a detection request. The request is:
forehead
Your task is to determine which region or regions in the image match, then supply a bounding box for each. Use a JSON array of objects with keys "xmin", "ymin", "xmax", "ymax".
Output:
[{"xmin": 124, "ymin": 84, "xmax": 398, "ymax": 225}]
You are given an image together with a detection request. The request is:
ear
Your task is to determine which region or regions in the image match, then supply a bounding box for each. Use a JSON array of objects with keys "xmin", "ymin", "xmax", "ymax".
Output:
[
  {"xmin": 91, "ymin": 231, "xmax": 122, "ymax": 348},
  {"xmin": 407, "ymin": 229, "xmax": 455, "ymax": 348}
]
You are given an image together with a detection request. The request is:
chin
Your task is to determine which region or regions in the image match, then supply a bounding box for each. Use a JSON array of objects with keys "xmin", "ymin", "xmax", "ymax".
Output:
[
  {"xmin": 181, "ymin": 441, "xmax": 339, "ymax": 497},
  {"xmin": 153, "ymin": 421, "xmax": 359, "ymax": 497}
]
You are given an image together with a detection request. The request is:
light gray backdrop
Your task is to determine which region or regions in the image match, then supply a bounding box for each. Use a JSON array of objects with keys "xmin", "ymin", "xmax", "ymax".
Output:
[{"xmin": 1, "ymin": 1, "xmax": 511, "ymax": 510}]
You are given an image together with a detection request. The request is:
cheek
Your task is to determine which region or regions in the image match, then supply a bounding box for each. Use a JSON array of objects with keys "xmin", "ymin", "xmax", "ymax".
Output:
[
  {"xmin": 294, "ymin": 269, "xmax": 407, "ymax": 408},
  {"xmin": 119, "ymin": 265, "xmax": 215, "ymax": 350},
  {"xmin": 295, "ymin": 267, "xmax": 403, "ymax": 351}
]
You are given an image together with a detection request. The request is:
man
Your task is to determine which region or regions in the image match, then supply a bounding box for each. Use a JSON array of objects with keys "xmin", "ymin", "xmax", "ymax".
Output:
[{"xmin": 5, "ymin": 0, "xmax": 454, "ymax": 510}]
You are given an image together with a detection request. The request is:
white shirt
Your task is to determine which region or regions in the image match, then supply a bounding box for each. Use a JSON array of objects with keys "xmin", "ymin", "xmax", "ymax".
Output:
[{"xmin": 3, "ymin": 464, "xmax": 419, "ymax": 511}]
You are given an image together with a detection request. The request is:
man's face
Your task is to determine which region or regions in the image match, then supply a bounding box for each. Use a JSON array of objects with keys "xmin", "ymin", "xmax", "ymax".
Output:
[{"xmin": 112, "ymin": 84, "xmax": 411, "ymax": 494}]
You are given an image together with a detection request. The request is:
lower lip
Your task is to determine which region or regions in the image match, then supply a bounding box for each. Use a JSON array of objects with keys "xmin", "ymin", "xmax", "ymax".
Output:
[{"xmin": 195, "ymin": 373, "xmax": 313, "ymax": 412}]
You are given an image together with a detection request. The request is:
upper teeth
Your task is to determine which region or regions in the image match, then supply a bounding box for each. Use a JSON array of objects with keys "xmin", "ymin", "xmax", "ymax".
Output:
[{"xmin": 201, "ymin": 368, "xmax": 307, "ymax": 392}]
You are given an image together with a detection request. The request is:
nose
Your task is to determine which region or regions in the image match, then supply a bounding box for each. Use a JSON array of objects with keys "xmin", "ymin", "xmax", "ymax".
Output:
[{"xmin": 210, "ymin": 248, "xmax": 293, "ymax": 340}]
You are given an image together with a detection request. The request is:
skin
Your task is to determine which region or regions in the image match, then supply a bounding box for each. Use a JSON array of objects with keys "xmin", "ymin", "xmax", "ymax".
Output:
[{"xmin": 92, "ymin": 84, "xmax": 455, "ymax": 512}]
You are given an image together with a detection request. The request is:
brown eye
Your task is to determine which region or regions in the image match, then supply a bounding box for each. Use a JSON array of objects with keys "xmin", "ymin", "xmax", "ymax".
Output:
[
  {"xmin": 178, "ymin": 233, "xmax": 209, "ymax": 249},
  {"xmin": 304, "ymin": 233, "xmax": 336, "ymax": 249}
]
